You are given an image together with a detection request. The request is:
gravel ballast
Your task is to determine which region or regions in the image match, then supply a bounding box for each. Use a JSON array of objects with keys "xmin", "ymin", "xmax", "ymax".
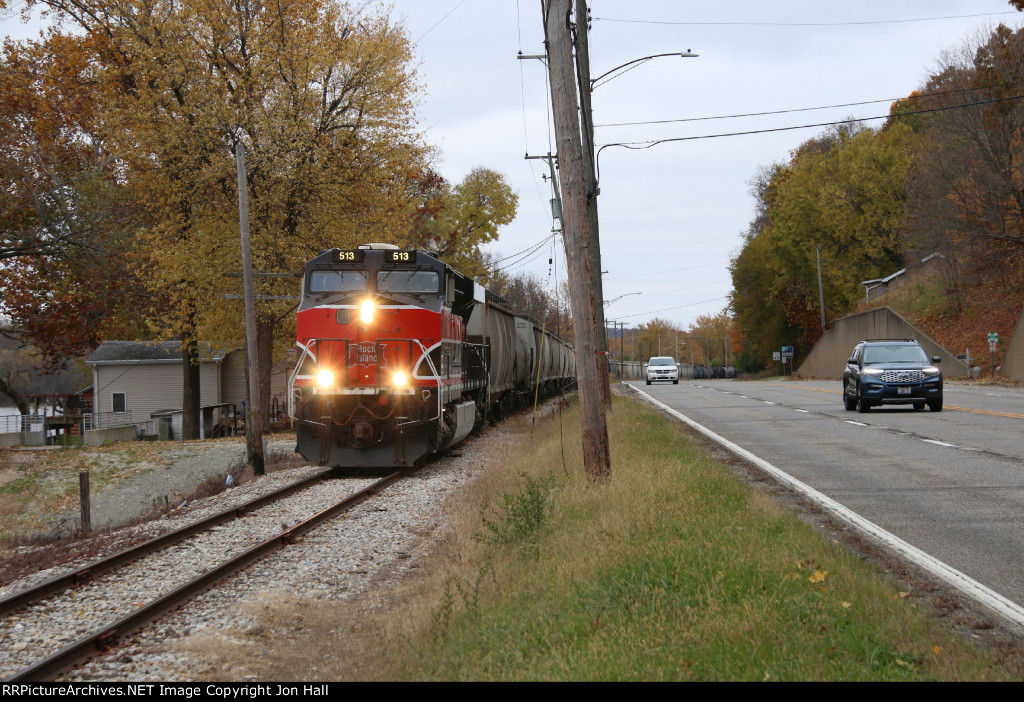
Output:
[{"xmin": 1, "ymin": 417, "xmax": 522, "ymax": 681}]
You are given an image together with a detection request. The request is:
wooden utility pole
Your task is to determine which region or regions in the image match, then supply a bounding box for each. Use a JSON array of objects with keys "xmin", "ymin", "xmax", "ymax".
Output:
[
  {"xmin": 573, "ymin": 0, "xmax": 611, "ymax": 408},
  {"xmin": 543, "ymin": 0, "xmax": 610, "ymax": 481},
  {"xmin": 236, "ymin": 141, "xmax": 265, "ymax": 476}
]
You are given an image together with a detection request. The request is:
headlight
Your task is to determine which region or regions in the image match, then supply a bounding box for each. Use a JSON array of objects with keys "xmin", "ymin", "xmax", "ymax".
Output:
[
  {"xmin": 392, "ymin": 371, "xmax": 408, "ymax": 387},
  {"xmin": 360, "ymin": 299, "xmax": 374, "ymax": 324},
  {"xmin": 923, "ymin": 366, "xmax": 941, "ymax": 376},
  {"xmin": 316, "ymin": 369, "xmax": 336, "ymax": 388},
  {"xmin": 861, "ymin": 368, "xmax": 884, "ymax": 376}
]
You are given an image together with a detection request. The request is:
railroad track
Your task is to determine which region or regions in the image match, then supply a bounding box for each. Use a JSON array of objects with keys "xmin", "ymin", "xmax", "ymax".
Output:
[{"xmin": 1, "ymin": 469, "xmax": 407, "ymax": 682}]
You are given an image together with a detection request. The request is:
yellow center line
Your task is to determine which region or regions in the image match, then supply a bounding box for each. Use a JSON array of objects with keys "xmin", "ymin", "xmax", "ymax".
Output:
[{"xmin": 761, "ymin": 382, "xmax": 1024, "ymax": 420}]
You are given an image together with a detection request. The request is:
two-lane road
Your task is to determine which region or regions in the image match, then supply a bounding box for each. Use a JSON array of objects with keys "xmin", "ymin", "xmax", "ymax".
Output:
[{"xmin": 630, "ymin": 378, "xmax": 1024, "ymax": 616}]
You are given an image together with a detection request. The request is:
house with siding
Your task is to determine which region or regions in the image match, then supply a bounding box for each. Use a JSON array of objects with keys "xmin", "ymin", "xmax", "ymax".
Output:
[{"xmin": 85, "ymin": 341, "xmax": 289, "ymax": 439}]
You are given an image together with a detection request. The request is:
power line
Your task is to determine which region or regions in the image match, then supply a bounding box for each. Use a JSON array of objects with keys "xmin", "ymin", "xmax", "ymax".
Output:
[
  {"xmin": 516, "ymin": 0, "xmax": 555, "ymax": 218},
  {"xmin": 596, "ymin": 93, "xmax": 1024, "ymax": 169},
  {"xmin": 492, "ymin": 237, "xmax": 555, "ymax": 274},
  {"xmin": 416, "ymin": 0, "xmax": 468, "ymax": 43},
  {"xmin": 594, "ymin": 82, "xmax": 1024, "ymax": 129},
  {"xmin": 497, "ymin": 244, "xmax": 551, "ymax": 275},
  {"xmin": 490, "ymin": 233, "xmax": 555, "ymax": 265},
  {"xmin": 616, "ymin": 296, "xmax": 731, "ymax": 320},
  {"xmin": 591, "ymin": 11, "xmax": 1018, "ymax": 28},
  {"xmin": 640, "ymin": 280, "xmax": 730, "ymax": 298},
  {"xmin": 605, "ymin": 261, "xmax": 728, "ymax": 280}
]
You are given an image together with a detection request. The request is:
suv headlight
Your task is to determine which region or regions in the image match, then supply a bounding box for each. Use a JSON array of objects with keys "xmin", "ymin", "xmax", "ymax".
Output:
[
  {"xmin": 923, "ymin": 366, "xmax": 941, "ymax": 376},
  {"xmin": 861, "ymin": 368, "xmax": 884, "ymax": 376}
]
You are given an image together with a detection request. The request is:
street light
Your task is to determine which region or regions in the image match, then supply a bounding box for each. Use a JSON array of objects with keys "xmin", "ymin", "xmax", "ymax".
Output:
[
  {"xmin": 590, "ymin": 51, "xmax": 700, "ymax": 90},
  {"xmin": 604, "ymin": 292, "xmax": 642, "ymax": 307},
  {"xmin": 575, "ymin": 31, "xmax": 700, "ymax": 370}
]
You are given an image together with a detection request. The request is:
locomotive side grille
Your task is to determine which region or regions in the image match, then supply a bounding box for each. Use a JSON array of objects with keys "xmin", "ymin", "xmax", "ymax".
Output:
[{"xmin": 879, "ymin": 370, "xmax": 924, "ymax": 383}]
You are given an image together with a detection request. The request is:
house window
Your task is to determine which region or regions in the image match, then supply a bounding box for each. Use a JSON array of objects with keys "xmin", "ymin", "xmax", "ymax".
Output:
[{"xmin": 112, "ymin": 392, "xmax": 127, "ymax": 413}]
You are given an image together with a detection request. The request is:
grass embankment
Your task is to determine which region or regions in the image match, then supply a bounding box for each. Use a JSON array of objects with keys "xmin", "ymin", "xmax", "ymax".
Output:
[{"xmin": 365, "ymin": 392, "xmax": 1018, "ymax": 681}]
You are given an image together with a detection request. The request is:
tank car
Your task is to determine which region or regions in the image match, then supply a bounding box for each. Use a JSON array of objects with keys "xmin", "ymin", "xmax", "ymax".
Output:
[{"xmin": 288, "ymin": 244, "xmax": 575, "ymax": 468}]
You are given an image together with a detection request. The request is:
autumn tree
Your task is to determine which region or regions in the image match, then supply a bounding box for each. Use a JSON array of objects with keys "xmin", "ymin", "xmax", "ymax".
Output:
[
  {"xmin": 904, "ymin": 25, "xmax": 1024, "ymax": 296},
  {"xmin": 0, "ymin": 34, "xmax": 153, "ymax": 368},
  {"xmin": 0, "ymin": 339, "xmax": 90, "ymax": 412},
  {"xmin": 35, "ymin": 0, "xmax": 428, "ymax": 439},
  {"xmin": 688, "ymin": 311, "xmax": 735, "ymax": 367},
  {"xmin": 632, "ymin": 318, "xmax": 684, "ymax": 362},
  {"xmin": 407, "ymin": 167, "xmax": 519, "ymax": 280},
  {"xmin": 487, "ymin": 270, "xmax": 570, "ymax": 339},
  {"xmin": 731, "ymin": 121, "xmax": 915, "ymax": 365}
]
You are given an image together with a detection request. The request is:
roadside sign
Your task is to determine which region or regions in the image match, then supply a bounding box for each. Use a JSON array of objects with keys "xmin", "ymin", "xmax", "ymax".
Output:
[
  {"xmin": 990, "ymin": 343, "xmax": 998, "ymax": 353},
  {"xmin": 781, "ymin": 346, "xmax": 793, "ymax": 359},
  {"xmin": 773, "ymin": 351, "xmax": 781, "ymax": 361},
  {"xmin": 988, "ymin": 332, "xmax": 998, "ymax": 343}
]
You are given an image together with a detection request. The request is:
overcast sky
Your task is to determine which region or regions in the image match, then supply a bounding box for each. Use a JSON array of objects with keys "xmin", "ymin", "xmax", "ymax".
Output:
[
  {"xmin": 5, "ymin": 1, "xmax": 1022, "ymax": 332},
  {"xmin": 394, "ymin": 0, "xmax": 1022, "ymax": 331}
]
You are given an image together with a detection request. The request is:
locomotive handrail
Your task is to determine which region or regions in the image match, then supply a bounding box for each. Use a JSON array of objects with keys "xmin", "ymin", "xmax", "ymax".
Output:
[
  {"xmin": 287, "ymin": 340, "xmax": 319, "ymax": 419},
  {"xmin": 376, "ymin": 337, "xmax": 442, "ymax": 426}
]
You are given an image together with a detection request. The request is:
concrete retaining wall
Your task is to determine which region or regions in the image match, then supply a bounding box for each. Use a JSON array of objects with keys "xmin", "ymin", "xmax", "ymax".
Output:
[
  {"xmin": 0, "ymin": 432, "xmax": 46, "ymax": 448},
  {"xmin": 796, "ymin": 306, "xmax": 968, "ymax": 379},
  {"xmin": 1001, "ymin": 307, "xmax": 1024, "ymax": 380},
  {"xmin": 83, "ymin": 425, "xmax": 137, "ymax": 447},
  {"xmin": 21, "ymin": 432, "xmax": 45, "ymax": 447}
]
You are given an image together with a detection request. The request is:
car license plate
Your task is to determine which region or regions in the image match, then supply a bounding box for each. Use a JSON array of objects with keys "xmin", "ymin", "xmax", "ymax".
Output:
[{"xmin": 898, "ymin": 387, "xmax": 911, "ymax": 396}]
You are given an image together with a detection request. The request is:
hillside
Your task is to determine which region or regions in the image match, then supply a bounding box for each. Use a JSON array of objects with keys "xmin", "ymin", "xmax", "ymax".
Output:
[{"xmin": 858, "ymin": 249, "xmax": 1024, "ymax": 376}]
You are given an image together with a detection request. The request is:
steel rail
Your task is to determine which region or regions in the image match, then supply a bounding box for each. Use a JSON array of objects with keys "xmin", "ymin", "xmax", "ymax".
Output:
[
  {"xmin": 0, "ymin": 467, "xmax": 340, "ymax": 617},
  {"xmin": 6, "ymin": 470, "xmax": 405, "ymax": 682}
]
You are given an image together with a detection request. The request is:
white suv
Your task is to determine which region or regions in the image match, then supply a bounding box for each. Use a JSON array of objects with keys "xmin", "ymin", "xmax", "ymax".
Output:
[{"xmin": 646, "ymin": 357, "xmax": 679, "ymax": 385}]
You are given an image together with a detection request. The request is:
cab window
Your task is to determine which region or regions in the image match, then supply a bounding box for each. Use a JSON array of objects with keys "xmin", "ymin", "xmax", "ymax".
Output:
[
  {"xmin": 377, "ymin": 270, "xmax": 439, "ymax": 293},
  {"xmin": 309, "ymin": 270, "xmax": 368, "ymax": 293}
]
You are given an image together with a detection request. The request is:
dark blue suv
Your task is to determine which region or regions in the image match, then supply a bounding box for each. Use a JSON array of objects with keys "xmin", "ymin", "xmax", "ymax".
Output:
[{"xmin": 843, "ymin": 339, "xmax": 943, "ymax": 413}]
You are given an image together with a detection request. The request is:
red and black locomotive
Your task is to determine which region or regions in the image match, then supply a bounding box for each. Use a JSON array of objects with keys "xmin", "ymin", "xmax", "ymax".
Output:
[{"xmin": 289, "ymin": 244, "xmax": 575, "ymax": 468}]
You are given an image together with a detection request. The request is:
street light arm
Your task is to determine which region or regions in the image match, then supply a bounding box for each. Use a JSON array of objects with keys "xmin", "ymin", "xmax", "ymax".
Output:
[
  {"xmin": 590, "ymin": 51, "xmax": 698, "ymax": 89},
  {"xmin": 604, "ymin": 291, "xmax": 642, "ymax": 307}
]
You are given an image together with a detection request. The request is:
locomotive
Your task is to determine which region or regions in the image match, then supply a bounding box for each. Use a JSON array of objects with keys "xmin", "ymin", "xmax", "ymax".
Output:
[{"xmin": 288, "ymin": 244, "xmax": 576, "ymax": 468}]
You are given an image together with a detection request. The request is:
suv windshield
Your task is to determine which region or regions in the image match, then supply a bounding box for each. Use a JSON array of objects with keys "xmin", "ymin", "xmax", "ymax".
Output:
[
  {"xmin": 862, "ymin": 345, "xmax": 929, "ymax": 365},
  {"xmin": 649, "ymin": 358, "xmax": 676, "ymax": 366}
]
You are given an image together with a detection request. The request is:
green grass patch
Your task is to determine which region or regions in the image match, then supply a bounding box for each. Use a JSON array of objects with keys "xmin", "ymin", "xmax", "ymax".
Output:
[{"xmin": 386, "ymin": 396, "xmax": 1019, "ymax": 681}]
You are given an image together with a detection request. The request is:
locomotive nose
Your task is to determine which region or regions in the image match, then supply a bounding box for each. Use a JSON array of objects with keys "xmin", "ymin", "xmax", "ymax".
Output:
[{"xmin": 352, "ymin": 421, "xmax": 374, "ymax": 447}]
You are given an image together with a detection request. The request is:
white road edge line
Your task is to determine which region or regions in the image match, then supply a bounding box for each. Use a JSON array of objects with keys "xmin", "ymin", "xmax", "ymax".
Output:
[
  {"xmin": 922, "ymin": 439, "xmax": 957, "ymax": 448},
  {"xmin": 629, "ymin": 385, "xmax": 1024, "ymax": 633}
]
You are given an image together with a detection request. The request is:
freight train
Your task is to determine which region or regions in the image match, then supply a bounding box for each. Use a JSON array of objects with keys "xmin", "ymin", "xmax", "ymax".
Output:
[{"xmin": 288, "ymin": 244, "xmax": 576, "ymax": 468}]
